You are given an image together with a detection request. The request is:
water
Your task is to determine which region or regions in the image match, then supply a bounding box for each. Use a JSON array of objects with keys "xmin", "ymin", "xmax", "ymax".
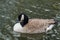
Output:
[{"xmin": 0, "ymin": 0, "xmax": 60, "ymax": 40}]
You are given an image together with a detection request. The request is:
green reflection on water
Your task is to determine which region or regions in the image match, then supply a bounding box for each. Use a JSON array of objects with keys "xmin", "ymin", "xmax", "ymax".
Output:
[{"xmin": 0, "ymin": 0, "xmax": 60, "ymax": 40}]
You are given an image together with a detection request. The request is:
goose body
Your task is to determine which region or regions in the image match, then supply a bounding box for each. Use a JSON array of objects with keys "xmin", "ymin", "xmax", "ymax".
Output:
[{"xmin": 13, "ymin": 13, "xmax": 56, "ymax": 34}]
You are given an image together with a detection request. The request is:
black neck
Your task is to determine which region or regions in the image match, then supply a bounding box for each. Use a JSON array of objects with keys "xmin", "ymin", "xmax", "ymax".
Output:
[{"xmin": 20, "ymin": 20, "xmax": 28, "ymax": 27}]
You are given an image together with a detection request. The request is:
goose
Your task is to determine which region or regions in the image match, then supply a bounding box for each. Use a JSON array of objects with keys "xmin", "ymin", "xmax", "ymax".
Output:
[{"xmin": 13, "ymin": 13, "xmax": 57, "ymax": 34}]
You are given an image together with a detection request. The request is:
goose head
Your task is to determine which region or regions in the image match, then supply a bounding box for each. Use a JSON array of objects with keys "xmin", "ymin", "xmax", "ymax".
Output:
[
  {"xmin": 13, "ymin": 13, "xmax": 29, "ymax": 32},
  {"xmin": 18, "ymin": 13, "xmax": 29, "ymax": 27}
]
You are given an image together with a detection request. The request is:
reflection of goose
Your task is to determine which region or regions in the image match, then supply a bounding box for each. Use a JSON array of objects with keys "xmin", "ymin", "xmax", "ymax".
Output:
[{"xmin": 13, "ymin": 13, "xmax": 57, "ymax": 34}]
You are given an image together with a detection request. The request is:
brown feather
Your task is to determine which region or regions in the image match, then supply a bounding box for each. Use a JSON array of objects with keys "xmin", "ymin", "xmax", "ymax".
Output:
[{"xmin": 23, "ymin": 19, "xmax": 55, "ymax": 33}]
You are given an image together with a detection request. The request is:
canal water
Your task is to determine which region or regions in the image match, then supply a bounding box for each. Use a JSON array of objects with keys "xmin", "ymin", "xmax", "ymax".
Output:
[{"xmin": 0, "ymin": 0, "xmax": 60, "ymax": 40}]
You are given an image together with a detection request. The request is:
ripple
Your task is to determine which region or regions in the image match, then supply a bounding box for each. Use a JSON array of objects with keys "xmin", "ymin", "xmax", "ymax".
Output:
[
  {"xmin": 25, "ymin": 9, "xmax": 32, "ymax": 12},
  {"xmin": 11, "ymin": 20, "xmax": 16, "ymax": 23},
  {"xmin": 32, "ymin": 5, "xmax": 37, "ymax": 8},
  {"xmin": 0, "ymin": 15, "xmax": 10, "ymax": 19},
  {"xmin": 52, "ymin": 34, "xmax": 56, "ymax": 37},
  {"xmin": 56, "ymin": 37, "xmax": 60, "ymax": 39},
  {"xmin": 44, "ymin": 9, "xmax": 50, "ymax": 12},
  {"xmin": 1, "ymin": 15, "xmax": 5, "ymax": 17}
]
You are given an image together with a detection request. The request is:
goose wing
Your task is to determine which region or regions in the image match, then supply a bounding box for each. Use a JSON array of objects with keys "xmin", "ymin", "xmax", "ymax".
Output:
[{"xmin": 23, "ymin": 19, "xmax": 55, "ymax": 33}]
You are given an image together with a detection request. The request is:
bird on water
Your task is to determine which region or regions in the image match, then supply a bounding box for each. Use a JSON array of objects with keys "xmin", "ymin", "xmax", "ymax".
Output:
[{"xmin": 13, "ymin": 13, "xmax": 58, "ymax": 34}]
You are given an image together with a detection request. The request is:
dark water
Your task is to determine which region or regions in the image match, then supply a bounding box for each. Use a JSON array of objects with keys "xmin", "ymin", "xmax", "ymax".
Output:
[{"xmin": 0, "ymin": 0, "xmax": 60, "ymax": 40}]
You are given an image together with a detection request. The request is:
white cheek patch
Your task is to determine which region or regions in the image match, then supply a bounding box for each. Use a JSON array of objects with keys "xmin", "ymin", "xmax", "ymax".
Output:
[
  {"xmin": 21, "ymin": 15, "xmax": 24, "ymax": 21},
  {"xmin": 46, "ymin": 24, "xmax": 54, "ymax": 32},
  {"xmin": 13, "ymin": 23, "xmax": 23, "ymax": 32}
]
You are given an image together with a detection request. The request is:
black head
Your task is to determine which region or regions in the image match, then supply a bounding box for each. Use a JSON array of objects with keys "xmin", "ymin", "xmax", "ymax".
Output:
[{"xmin": 18, "ymin": 13, "xmax": 29, "ymax": 27}]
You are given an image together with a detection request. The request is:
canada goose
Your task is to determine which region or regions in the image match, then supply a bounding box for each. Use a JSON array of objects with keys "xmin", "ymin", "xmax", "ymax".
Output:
[{"xmin": 13, "ymin": 13, "xmax": 57, "ymax": 34}]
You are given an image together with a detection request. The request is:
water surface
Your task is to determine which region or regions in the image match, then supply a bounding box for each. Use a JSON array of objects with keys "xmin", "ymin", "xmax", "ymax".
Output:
[{"xmin": 0, "ymin": 0, "xmax": 60, "ymax": 40}]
